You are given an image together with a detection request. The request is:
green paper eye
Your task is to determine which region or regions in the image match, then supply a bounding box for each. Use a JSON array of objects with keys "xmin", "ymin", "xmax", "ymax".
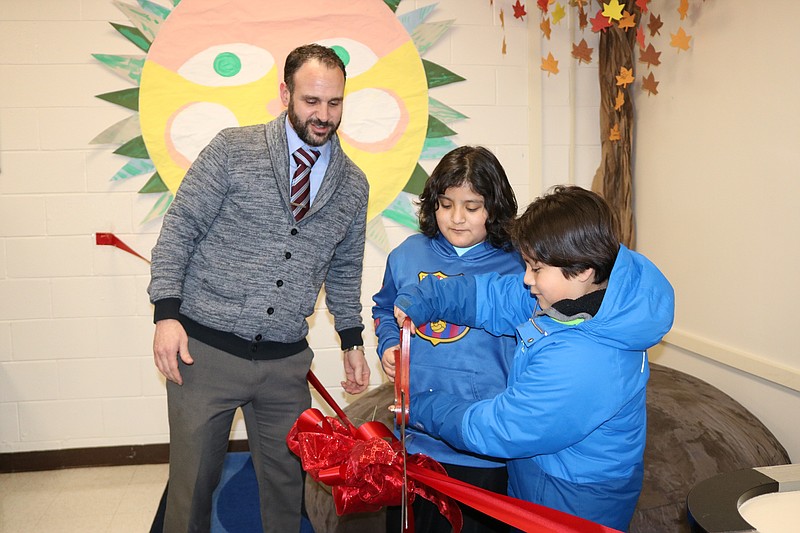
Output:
[{"xmin": 213, "ymin": 52, "xmax": 242, "ymax": 77}]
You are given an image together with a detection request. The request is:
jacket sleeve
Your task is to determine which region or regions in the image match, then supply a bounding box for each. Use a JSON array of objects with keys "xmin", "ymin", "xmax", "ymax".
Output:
[
  {"xmin": 324, "ymin": 182, "xmax": 368, "ymax": 349},
  {"xmin": 396, "ymin": 272, "xmax": 535, "ymax": 337},
  {"xmin": 414, "ymin": 336, "xmax": 632, "ymax": 459},
  {"xmin": 147, "ymin": 130, "xmax": 231, "ymax": 315},
  {"xmin": 371, "ymin": 253, "xmax": 400, "ymax": 359}
]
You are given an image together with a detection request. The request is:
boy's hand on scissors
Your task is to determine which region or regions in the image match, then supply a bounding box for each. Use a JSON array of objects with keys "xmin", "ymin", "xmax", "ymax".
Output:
[
  {"xmin": 381, "ymin": 346, "xmax": 399, "ymax": 382},
  {"xmin": 393, "ymin": 306, "xmax": 417, "ymax": 334}
]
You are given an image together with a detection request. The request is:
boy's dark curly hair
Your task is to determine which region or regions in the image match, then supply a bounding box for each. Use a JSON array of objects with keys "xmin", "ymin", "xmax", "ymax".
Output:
[{"xmin": 418, "ymin": 146, "xmax": 518, "ymax": 250}]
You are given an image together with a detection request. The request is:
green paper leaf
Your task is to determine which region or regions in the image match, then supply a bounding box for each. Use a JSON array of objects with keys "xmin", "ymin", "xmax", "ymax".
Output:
[
  {"xmin": 422, "ymin": 59, "xmax": 465, "ymax": 88},
  {"xmin": 113, "ymin": 135, "xmax": 149, "ymax": 158},
  {"xmin": 141, "ymin": 192, "xmax": 173, "ymax": 224},
  {"xmin": 429, "ymin": 97, "xmax": 468, "ymax": 124},
  {"xmin": 110, "ymin": 23, "xmax": 151, "ymax": 52},
  {"xmin": 138, "ymin": 171, "xmax": 169, "ymax": 193},
  {"xmin": 89, "ymin": 114, "xmax": 141, "ymax": 145},
  {"xmin": 96, "ymin": 87, "xmax": 140, "ymax": 111},
  {"xmin": 113, "ymin": 0, "xmax": 163, "ymax": 42},
  {"xmin": 136, "ymin": 0, "xmax": 171, "ymax": 19},
  {"xmin": 112, "ymin": 159, "xmax": 155, "ymax": 181},
  {"xmin": 366, "ymin": 217, "xmax": 390, "ymax": 253},
  {"xmin": 383, "ymin": 0, "xmax": 401, "ymax": 13},
  {"xmin": 92, "ymin": 54, "xmax": 144, "ymax": 84},
  {"xmin": 420, "ymin": 136, "xmax": 458, "ymax": 160},
  {"xmin": 412, "ymin": 21, "xmax": 454, "ymax": 55},
  {"xmin": 426, "ymin": 115, "xmax": 456, "ymax": 139},
  {"xmin": 403, "ymin": 163, "xmax": 429, "ymax": 195},
  {"xmin": 398, "ymin": 4, "xmax": 436, "ymax": 33},
  {"xmin": 383, "ymin": 193, "xmax": 420, "ymax": 231}
]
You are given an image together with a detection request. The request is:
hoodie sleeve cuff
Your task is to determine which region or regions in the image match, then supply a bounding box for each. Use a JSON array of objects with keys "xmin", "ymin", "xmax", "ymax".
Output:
[
  {"xmin": 153, "ymin": 298, "xmax": 182, "ymax": 323},
  {"xmin": 338, "ymin": 327, "xmax": 364, "ymax": 351}
]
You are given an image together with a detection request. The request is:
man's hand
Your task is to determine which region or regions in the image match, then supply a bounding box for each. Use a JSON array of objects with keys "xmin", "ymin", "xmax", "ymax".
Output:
[
  {"xmin": 380, "ymin": 346, "xmax": 399, "ymax": 382},
  {"xmin": 153, "ymin": 319, "xmax": 193, "ymax": 385},
  {"xmin": 342, "ymin": 348, "xmax": 370, "ymax": 394}
]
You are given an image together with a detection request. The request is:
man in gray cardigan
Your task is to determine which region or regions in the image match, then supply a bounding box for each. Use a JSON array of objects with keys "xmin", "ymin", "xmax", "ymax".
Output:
[{"xmin": 148, "ymin": 44, "xmax": 370, "ymax": 533}]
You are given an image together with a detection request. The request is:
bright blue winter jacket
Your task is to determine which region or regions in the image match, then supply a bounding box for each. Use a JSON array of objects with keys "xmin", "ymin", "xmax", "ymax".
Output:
[
  {"xmin": 372, "ymin": 233, "xmax": 525, "ymax": 467},
  {"xmin": 396, "ymin": 245, "xmax": 675, "ymax": 531}
]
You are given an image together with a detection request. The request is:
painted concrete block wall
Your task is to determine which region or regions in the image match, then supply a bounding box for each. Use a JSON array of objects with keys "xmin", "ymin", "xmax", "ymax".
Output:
[{"xmin": 0, "ymin": 0, "xmax": 557, "ymax": 452}]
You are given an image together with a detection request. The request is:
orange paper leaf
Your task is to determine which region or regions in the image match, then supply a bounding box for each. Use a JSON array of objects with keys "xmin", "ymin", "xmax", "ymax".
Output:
[
  {"xmin": 541, "ymin": 18, "xmax": 552, "ymax": 39},
  {"xmin": 502, "ymin": 36, "xmax": 507, "ymax": 55},
  {"xmin": 678, "ymin": 0, "xmax": 689, "ymax": 20},
  {"xmin": 609, "ymin": 124, "xmax": 621, "ymax": 141},
  {"xmin": 670, "ymin": 27, "xmax": 691, "ymax": 51},
  {"xmin": 635, "ymin": 0, "xmax": 649, "ymax": 13},
  {"xmin": 615, "ymin": 66, "xmax": 634, "ymax": 87},
  {"xmin": 579, "ymin": 9, "xmax": 589, "ymax": 30},
  {"xmin": 619, "ymin": 10, "xmax": 636, "ymax": 30},
  {"xmin": 614, "ymin": 89, "xmax": 625, "ymax": 111},
  {"xmin": 541, "ymin": 52, "xmax": 560, "ymax": 75},
  {"xmin": 636, "ymin": 26, "xmax": 645, "ymax": 50},
  {"xmin": 500, "ymin": 9, "xmax": 505, "ymax": 29}
]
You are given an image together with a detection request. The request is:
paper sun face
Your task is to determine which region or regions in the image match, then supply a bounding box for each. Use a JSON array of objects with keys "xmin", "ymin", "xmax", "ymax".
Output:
[{"xmin": 138, "ymin": 0, "xmax": 430, "ymax": 222}]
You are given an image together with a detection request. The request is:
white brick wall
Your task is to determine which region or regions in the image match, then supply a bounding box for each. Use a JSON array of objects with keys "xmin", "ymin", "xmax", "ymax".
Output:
[{"xmin": 0, "ymin": 0, "xmax": 583, "ymax": 453}]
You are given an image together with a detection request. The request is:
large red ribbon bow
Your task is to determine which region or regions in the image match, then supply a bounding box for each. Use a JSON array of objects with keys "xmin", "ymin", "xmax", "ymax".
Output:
[
  {"xmin": 290, "ymin": 371, "xmax": 623, "ymax": 533},
  {"xmin": 286, "ymin": 406, "xmax": 464, "ymax": 531}
]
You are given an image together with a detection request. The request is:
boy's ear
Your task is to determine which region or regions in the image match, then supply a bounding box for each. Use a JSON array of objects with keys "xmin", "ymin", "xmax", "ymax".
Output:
[{"xmin": 575, "ymin": 268, "xmax": 595, "ymax": 283}]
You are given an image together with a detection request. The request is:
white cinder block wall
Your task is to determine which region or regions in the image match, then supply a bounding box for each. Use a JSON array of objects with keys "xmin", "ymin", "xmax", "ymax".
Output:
[
  {"xmin": 0, "ymin": 0, "xmax": 557, "ymax": 453},
  {"xmin": 7, "ymin": 0, "xmax": 795, "ymax": 463}
]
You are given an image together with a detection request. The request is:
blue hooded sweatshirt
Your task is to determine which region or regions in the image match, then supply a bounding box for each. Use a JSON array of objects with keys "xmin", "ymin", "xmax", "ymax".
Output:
[{"xmin": 396, "ymin": 245, "xmax": 675, "ymax": 531}]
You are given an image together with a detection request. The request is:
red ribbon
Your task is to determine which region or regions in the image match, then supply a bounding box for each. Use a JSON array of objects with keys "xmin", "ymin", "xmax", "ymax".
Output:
[
  {"xmin": 287, "ymin": 407, "xmax": 463, "ymax": 531},
  {"xmin": 95, "ymin": 232, "xmax": 150, "ymax": 264},
  {"xmin": 295, "ymin": 372, "xmax": 623, "ymax": 533}
]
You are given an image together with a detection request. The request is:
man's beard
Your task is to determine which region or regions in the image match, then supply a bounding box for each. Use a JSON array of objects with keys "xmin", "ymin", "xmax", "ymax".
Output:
[{"xmin": 288, "ymin": 101, "xmax": 339, "ymax": 147}]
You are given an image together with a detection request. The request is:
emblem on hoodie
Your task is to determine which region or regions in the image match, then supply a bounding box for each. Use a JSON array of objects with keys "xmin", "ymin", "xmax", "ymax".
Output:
[{"xmin": 415, "ymin": 271, "xmax": 469, "ymax": 346}]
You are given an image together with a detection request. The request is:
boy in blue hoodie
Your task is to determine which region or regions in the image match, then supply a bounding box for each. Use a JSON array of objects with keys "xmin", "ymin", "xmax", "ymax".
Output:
[
  {"xmin": 374, "ymin": 146, "xmax": 523, "ymax": 533},
  {"xmin": 394, "ymin": 185, "xmax": 675, "ymax": 531}
]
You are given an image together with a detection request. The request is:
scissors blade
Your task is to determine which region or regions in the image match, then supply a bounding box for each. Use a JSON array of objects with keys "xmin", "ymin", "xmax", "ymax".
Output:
[{"xmin": 400, "ymin": 388, "xmax": 409, "ymax": 530}]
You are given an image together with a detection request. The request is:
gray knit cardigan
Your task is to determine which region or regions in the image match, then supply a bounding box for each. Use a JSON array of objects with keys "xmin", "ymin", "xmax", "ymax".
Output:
[{"xmin": 148, "ymin": 112, "xmax": 369, "ymax": 347}]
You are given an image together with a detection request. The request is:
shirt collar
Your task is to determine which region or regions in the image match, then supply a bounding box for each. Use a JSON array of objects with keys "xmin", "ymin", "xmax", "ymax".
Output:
[{"xmin": 285, "ymin": 116, "xmax": 330, "ymax": 159}]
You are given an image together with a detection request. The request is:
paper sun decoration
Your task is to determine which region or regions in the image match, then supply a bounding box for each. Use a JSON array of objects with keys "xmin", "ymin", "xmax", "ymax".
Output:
[{"xmin": 92, "ymin": 0, "xmax": 467, "ymax": 248}]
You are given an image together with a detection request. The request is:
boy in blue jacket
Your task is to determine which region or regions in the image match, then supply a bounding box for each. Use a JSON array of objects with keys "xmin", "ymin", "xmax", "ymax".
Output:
[{"xmin": 394, "ymin": 185, "xmax": 675, "ymax": 531}]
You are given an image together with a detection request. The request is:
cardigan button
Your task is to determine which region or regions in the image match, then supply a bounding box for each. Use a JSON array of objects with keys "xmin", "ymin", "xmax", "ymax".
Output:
[
  {"xmin": 285, "ymin": 252, "xmax": 291, "ymax": 259},
  {"xmin": 291, "ymin": 228, "xmax": 298, "ymax": 235},
  {"xmin": 276, "ymin": 280, "xmax": 283, "ymax": 287},
  {"xmin": 267, "ymin": 308, "xmax": 274, "ymax": 315}
]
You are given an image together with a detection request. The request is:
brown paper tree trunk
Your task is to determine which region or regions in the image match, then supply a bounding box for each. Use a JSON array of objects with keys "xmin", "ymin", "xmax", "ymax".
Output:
[{"xmin": 592, "ymin": 5, "xmax": 641, "ymax": 249}]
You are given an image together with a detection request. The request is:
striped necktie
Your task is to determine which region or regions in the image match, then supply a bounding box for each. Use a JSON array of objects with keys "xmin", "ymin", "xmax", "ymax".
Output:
[{"xmin": 290, "ymin": 147, "xmax": 320, "ymax": 221}]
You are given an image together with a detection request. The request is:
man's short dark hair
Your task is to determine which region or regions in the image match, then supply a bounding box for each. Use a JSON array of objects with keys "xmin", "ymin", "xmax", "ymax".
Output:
[
  {"xmin": 284, "ymin": 44, "xmax": 347, "ymax": 93},
  {"xmin": 510, "ymin": 185, "xmax": 621, "ymax": 283}
]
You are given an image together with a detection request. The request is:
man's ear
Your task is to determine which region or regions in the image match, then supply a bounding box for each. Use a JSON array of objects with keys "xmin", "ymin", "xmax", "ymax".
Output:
[{"xmin": 279, "ymin": 82, "xmax": 290, "ymax": 107}]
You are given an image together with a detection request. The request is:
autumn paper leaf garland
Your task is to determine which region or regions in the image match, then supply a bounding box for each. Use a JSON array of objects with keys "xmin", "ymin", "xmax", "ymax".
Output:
[{"xmin": 531, "ymin": 0, "xmax": 705, "ymax": 140}]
